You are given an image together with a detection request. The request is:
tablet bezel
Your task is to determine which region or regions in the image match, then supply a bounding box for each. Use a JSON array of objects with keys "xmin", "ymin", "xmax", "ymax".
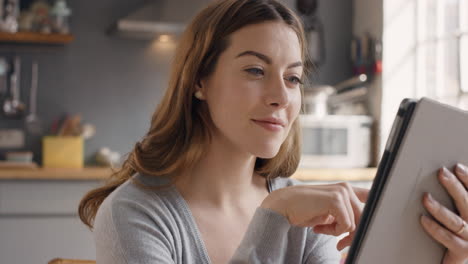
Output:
[{"xmin": 345, "ymin": 98, "xmax": 418, "ymax": 263}]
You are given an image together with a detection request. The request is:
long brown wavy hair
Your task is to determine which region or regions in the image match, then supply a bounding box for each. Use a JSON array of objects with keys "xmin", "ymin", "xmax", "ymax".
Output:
[{"xmin": 79, "ymin": 0, "xmax": 312, "ymax": 229}]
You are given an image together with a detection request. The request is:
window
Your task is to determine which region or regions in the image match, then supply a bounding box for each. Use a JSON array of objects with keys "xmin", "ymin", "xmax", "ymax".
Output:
[{"xmin": 416, "ymin": 0, "xmax": 468, "ymax": 107}]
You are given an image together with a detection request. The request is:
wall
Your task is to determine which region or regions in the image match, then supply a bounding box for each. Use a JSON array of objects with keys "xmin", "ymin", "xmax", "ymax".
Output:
[
  {"xmin": 0, "ymin": 0, "xmax": 353, "ymax": 165},
  {"xmin": 1, "ymin": 0, "xmax": 184, "ymax": 164},
  {"xmin": 280, "ymin": 0, "xmax": 353, "ymax": 85},
  {"xmin": 352, "ymin": 0, "xmax": 383, "ymax": 164}
]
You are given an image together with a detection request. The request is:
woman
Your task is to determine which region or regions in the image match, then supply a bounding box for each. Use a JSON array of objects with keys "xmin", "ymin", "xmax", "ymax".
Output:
[{"xmin": 79, "ymin": 0, "xmax": 468, "ymax": 263}]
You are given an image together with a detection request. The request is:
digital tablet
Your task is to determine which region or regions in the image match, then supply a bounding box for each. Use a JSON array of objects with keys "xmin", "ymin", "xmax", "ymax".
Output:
[{"xmin": 346, "ymin": 97, "xmax": 468, "ymax": 263}]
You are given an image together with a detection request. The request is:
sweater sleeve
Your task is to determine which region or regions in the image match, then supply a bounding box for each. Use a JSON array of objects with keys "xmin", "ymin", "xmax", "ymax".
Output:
[
  {"xmin": 229, "ymin": 207, "xmax": 342, "ymax": 264},
  {"xmin": 304, "ymin": 230, "xmax": 342, "ymax": 264},
  {"xmin": 229, "ymin": 177, "xmax": 341, "ymax": 264},
  {"xmin": 94, "ymin": 195, "xmax": 175, "ymax": 264}
]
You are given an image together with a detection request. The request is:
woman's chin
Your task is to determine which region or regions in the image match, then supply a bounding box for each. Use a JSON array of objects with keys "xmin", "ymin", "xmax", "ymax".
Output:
[{"xmin": 251, "ymin": 145, "xmax": 281, "ymax": 159}]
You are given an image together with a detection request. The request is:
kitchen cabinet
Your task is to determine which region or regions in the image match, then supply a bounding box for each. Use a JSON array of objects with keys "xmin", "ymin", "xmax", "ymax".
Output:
[{"xmin": 0, "ymin": 179, "xmax": 100, "ymax": 264}]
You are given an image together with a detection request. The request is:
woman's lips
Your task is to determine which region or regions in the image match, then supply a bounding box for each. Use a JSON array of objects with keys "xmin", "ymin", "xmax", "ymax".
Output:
[{"xmin": 251, "ymin": 119, "xmax": 284, "ymax": 132}]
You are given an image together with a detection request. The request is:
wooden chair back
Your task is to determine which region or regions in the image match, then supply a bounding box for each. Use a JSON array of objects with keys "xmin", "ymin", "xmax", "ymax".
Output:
[{"xmin": 48, "ymin": 258, "xmax": 96, "ymax": 264}]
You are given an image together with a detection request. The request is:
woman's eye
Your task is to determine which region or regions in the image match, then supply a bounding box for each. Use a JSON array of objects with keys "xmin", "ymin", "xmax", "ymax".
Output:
[
  {"xmin": 245, "ymin": 68, "xmax": 264, "ymax": 76},
  {"xmin": 285, "ymin": 76, "xmax": 303, "ymax": 85}
]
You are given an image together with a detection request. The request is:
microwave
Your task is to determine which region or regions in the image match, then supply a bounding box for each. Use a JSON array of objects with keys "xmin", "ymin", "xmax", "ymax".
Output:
[{"xmin": 299, "ymin": 114, "xmax": 373, "ymax": 168}]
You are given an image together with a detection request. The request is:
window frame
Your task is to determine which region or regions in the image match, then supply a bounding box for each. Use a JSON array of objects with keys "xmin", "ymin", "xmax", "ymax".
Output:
[{"xmin": 416, "ymin": 0, "xmax": 467, "ymax": 104}]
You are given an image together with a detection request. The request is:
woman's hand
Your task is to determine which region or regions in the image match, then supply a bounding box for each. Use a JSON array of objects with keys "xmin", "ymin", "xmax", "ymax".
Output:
[
  {"xmin": 421, "ymin": 163, "xmax": 468, "ymax": 264},
  {"xmin": 260, "ymin": 182, "xmax": 369, "ymax": 250}
]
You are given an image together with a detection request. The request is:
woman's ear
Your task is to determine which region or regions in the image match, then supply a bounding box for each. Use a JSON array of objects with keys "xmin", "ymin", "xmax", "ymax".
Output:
[{"xmin": 194, "ymin": 80, "xmax": 206, "ymax": 100}]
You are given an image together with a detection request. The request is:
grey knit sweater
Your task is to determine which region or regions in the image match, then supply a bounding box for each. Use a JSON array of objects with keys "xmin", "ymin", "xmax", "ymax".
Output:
[{"xmin": 93, "ymin": 173, "xmax": 341, "ymax": 263}]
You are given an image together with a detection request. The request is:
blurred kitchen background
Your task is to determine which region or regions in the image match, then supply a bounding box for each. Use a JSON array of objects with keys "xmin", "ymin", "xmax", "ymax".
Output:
[{"xmin": 0, "ymin": 0, "xmax": 467, "ymax": 263}]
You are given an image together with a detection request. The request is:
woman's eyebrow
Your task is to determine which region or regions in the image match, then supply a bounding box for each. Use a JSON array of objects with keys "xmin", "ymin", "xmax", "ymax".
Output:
[{"xmin": 235, "ymin": 50, "xmax": 302, "ymax": 69}]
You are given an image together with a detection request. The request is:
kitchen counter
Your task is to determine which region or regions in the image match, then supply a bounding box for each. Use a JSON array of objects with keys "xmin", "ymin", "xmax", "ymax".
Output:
[
  {"xmin": 0, "ymin": 167, "xmax": 377, "ymax": 181},
  {"xmin": 0, "ymin": 167, "xmax": 113, "ymax": 180},
  {"xmin": 294, "ymin": 167, "xmax": 376, "ymax": 181}
]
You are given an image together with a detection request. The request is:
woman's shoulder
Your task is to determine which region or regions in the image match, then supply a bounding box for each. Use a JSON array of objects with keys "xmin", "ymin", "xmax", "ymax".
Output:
[
  {"xmin": 268, "ymin": 176, "xmax": 304, "ymax": 192},
  {"xmin": 101, "ymin": 173, "xmax": 174, "ymax": 206},
  {"xmin": 93, "ymin": 173, "xmax": 187, "ymax": 263},
  {"xmin": 95, "ymin": 173, "xmax": 179, "ymax": 229}
]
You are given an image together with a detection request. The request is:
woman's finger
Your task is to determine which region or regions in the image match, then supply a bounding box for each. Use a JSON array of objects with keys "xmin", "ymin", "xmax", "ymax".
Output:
[
  {"xmin": 352, "ymin": 186, "xmax": 370, "ymax": 203},
  {"xmin": 347, "ymin": 184, "xmax": 366, "ymax": 222},
  {"xmin": 422, "ymin": 192, "xmax": 468, "ymax": 240},
  {"xmin": 316, "ymin": 183, "xmax": 364, "ymax": 240},
  {"xmin": 438, "ymin": 167, "xmax": 468, "ymax": 220},
  {"xmin": 347, "ymin": 185, "xmax": 366, "ymax": 246},
  {"xmin": 342, "ymin": 183, "xmax": 365, "ymax": 237},
  {"xmin": 442, "ymin": 251, "xmax": 467, "ymax": 264},
  {"xmin": 329, "ymin": 201, "xmax": 354, "ymax": 236},
  {"xmin": 339, "ymin": 183, "xmax": 358, "ymax": 230},
  {"xmin": 337, "ymin": 232, "xmax": 354, "ymax": 251},
  {"xmin": 454, "ymin": 163, "xmax": 468, "ymax": 190},
  {"xmin": 420, "ymin": 215, "xmax": 468, "ymax": 255},
  {"xmin": 312, "ymin": 190, "xmax": 355, "ymax": 236},
  {"xmin": 335, "ymin": 184, "xmax": 365, "ymax": 251},
  {"xmin": 313, "ymin": 222, "xmax": 339, "ymax": 235},
  {"xmin": 298, "ymin": 214, "xmax": 335, "ymax": 228}
]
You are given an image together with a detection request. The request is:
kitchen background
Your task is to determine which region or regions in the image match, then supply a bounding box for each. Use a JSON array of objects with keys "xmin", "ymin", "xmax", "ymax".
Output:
[
  {"xmin": 0, "ymin": 0, "xmax": 467, "ymax": 263},
  {"xmin": 0, "ymin": 0, "xmax": 357, "ymax": 166}
]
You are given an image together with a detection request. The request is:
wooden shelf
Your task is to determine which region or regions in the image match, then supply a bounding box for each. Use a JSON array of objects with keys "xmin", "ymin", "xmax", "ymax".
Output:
[
  {"xmin": 0, "ymin": 167, "xmax": 377, "ymax": 181},
  {"xmin": 0, "ymin": 31, "xmax": 74, "ymax": 44}
]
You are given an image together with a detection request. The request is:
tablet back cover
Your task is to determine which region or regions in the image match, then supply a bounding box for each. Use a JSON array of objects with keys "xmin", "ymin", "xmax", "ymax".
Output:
[{"xmin": 350, "ymin": 97, "xmax": 468, "ymax": 263}]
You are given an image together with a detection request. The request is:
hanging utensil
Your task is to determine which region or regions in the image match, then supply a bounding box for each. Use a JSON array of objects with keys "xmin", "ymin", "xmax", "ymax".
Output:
[
  {"xmin": 328, "ymin": 86, "xmax": 368, "ymax": 106},
  {"xmin": 2, "ymin": 56, "xmax": 25, "ymax": 118},
  {"xmin": 0, "ymin": 57, "xmax": 9, "ymax": 108},
  {"xmin": 25, "ymin": 61, "xmax": 43, "ymax": 134},
  {"xmin": 334, "ymin": 73, "xmax": 368, "ymax": 93},
  {"xmin": 57, "ymin": 114, "xmax": 81, "ymax": 136}
]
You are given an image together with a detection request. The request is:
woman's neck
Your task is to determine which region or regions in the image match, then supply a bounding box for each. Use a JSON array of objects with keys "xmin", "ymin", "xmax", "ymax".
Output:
[{"xmin": 175, "ymin": 132, "xmax": 268, "ymax": 210}]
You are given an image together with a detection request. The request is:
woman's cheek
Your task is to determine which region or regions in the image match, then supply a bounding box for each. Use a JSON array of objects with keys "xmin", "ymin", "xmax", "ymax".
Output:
[{"xmin": 289, "ymin": 89, "xmax": 302, "ymax": 117}]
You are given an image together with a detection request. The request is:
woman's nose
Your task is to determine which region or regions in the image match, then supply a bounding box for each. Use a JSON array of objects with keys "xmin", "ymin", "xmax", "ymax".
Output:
[{"xmin": 265, "ymin": 76, "xmax": 289, "ymax": 108}]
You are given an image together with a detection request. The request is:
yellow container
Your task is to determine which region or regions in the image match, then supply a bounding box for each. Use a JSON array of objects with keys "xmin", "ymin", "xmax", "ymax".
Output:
[{"xmin": 42, "ymin": 136, "xmax": 84, "ymax": 168}]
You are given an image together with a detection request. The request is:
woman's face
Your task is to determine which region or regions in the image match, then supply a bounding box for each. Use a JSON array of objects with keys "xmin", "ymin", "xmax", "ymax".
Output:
[{"xmin": 200, "ymin": 21, "xmax": 303, "ymax": 158}]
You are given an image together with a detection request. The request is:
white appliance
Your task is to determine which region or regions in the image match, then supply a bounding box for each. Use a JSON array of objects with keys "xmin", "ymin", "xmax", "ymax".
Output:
[{"xmin": 299, "ymin": 114, "xmax": 373, "ymax": 168}]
